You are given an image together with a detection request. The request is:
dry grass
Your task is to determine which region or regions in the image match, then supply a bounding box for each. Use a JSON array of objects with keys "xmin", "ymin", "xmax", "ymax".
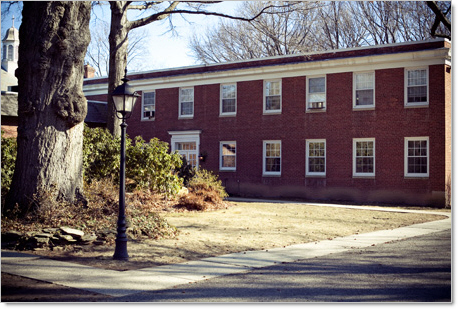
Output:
[{"xmin": 27, "ymin": 201, "xmax": 448, "ymax": 271}]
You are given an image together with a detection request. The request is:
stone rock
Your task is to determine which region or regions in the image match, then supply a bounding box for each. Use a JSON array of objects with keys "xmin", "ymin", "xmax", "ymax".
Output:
[
  {"xmin": 59, "ymin": 234, "xmax": 76, "ymax": 243},
  {"xmin": 2, "ymin": 231, "xmax": 22, "ymax": 242},
  {"xmin": 60, "ymin": 227, "xmax": 84, "ymax": 239}
]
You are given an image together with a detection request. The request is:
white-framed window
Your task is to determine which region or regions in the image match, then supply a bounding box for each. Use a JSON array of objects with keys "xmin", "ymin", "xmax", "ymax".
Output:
[
  {"xmin": 353, "ymin": 72, "xmax": 375, "ymax": 109},
  {"xmin": 306, "ymin": 76, "xmax": 326, "ymax": 111},
  {"xmin": 404, "ymin": 137, "xmax": 429, "ymax": 177},
  {"xmin": 169, "ymin": 130, "xmax": 201, "ymax": 169},
  {"xmin": 220, "ymin": 141, "xmax": 236, "ymax": 171},
  {"xmin": 263, "ymin": 140, "xmax": 281, "ymax": 176},
  {"xmin": 405, "ymin": 67, "xmax": 428, "ymax": 107},
  {"xmin": 142, "ymin": 91, "xmax": 155, "ymax": 120},
  {"xmin": 220, "ymin": 84, "xmax": 237, "ymax": 116},
  {"xmin": 353, "ymin": 138, "xmax": 375, "ymax": 177},
  {"xmin": 306, "ymin": 139, "xmax": 326, "ymax": 176},
  {"xmin": 264, "ymin": 80, "xmax": 282, "ymax": 114},
  {"xmin": 179, "ymin": 87, "xmax": 194, "ymax": 118}
]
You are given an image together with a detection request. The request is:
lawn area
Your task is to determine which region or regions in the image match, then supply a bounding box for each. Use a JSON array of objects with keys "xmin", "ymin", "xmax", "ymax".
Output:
[{"xmin": 28, "ymin": 201, "xmax": 448, "ymax": 271}]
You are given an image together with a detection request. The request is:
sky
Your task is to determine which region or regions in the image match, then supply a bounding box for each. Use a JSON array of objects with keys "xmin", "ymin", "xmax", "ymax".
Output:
[{"xmin": 1, "ymin": 1, "xmax": 241, "ymax": 73}]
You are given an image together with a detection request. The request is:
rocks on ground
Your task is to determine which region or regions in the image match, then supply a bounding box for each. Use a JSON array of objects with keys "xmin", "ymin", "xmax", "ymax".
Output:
[{"xmin": 1, "ymin": 227, "xmax": 118, "ymax": 252}]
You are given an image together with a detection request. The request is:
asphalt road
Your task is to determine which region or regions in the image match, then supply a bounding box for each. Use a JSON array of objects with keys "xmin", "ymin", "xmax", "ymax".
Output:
[{"xmin": 111, "ymin": 229, "xmax": 451, "ymax": 302}]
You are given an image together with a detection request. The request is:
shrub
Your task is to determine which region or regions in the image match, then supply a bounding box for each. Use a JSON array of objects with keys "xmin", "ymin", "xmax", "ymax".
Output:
[
  {"xmin": 1, "ymin": 130, "xmax": 17, "ymax": 196},
  {"xmin": 126, "ymin": 136, "xmax": 183, "ymax": 197},
  {"xmin": 178, "ymin": 169, "xmax": 228, "ymax": 211},
  {"xmin": 83, "ymin": 126, "xmax": 183, "ymax": 197},
  {"xmin": 83, "ymin": 126, "xmax": 121, "ymax": 183}
]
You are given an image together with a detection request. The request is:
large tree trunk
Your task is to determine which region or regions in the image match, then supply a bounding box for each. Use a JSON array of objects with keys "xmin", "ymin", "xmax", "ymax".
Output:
[
  {"xmin": 6, "ymin": 1, "xmax": 91, "ymax": 212},
  {"xmin": 107, "ymin": 1, "xmax": 130, "ymax": 137}
]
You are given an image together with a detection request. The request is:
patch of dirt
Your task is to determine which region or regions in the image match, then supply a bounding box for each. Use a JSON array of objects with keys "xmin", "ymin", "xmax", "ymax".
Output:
[{"xmin": 16, "ymin": 201, "xmax": 447, "ymax": 271}]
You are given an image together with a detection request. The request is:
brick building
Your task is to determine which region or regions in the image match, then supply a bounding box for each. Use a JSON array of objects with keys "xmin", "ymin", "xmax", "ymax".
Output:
[{"xmin": 83, "ymin": 39, "xmax": 452, "ymax": 206}]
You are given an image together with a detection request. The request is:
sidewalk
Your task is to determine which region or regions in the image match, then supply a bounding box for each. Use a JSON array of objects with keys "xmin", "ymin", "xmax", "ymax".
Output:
[{"xmin": 1, "ymin": 202, "xmax": 451, "ymax": 299}]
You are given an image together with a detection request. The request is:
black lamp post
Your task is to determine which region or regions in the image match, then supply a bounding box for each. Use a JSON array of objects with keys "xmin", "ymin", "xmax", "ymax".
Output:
[{"xmin": 112, "ymin": 68, "xmax": 140, "ymax": 261}]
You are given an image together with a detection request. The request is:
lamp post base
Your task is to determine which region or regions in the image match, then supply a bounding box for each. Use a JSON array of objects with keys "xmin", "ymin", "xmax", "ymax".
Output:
[{"xmin": 113, "ymin": 239, "xmax": 129, "ymax": 260}]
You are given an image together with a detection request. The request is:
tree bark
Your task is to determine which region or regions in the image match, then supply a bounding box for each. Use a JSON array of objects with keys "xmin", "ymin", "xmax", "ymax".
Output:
[
  {"xmin": 107, "ymin": 1, "xmax": 130, "ymax": 138},
  {"xmin": 6, "ymin": 1, "xmax": 91, "ymax": 211}
]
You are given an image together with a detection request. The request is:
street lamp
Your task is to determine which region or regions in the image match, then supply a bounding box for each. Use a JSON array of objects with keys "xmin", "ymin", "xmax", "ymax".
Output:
[{"xmin": 112, "ymin": 68, "xmax": 140, "ymax": 261}]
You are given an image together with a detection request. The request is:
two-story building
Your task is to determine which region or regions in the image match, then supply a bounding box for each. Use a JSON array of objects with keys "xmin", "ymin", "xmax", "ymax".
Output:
[{"xmin": 83, "ymin": 39, "xmax": 452, "ymax": 207}]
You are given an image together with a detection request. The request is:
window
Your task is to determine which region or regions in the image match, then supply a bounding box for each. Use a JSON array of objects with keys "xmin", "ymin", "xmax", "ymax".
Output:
[
  {"xmin": 264, "ymin": 80, "xmax": 281, "ymax": 114},
  {"xmin": 354, "ymin": 72, "xmax": 375, "ymax": 108},
  {"xmin": 306, "ymin": 140, "xmax": 326, "ymax": 176},
  {"xmin": 263, "ymin": 141, "xmax": 281, "ymax": 176},
  {"xmin": 307, "ymin": 76, "xmax": 326, "ymax": 110},
  {"xmin": 405, "ymin": 68, "xmax": 428, "ymax": 106},
  {"xmin": 142, "ymin": 91, "xmax": 155, "ymax": 120},
  {"xmin": 179, "ymin": 87, "xmax": 194, "ymax": 118},
  {"xmin": 220, "ymin": 142, "xmax": 236, "ymax": 171},
  {"xmin": 353, "ymin": 138, "xmax": 375, "ymax": 177},
  {"xmin": 7, "ymin": 45, "xmax": 13, "ymax": 61},
  {"xmin": 405, "ymin": 137, "xmax": 429, "ymax": 177},
  {"xmin": 220, "ymin": 84, "xmax": 236, "ymax": 116}
]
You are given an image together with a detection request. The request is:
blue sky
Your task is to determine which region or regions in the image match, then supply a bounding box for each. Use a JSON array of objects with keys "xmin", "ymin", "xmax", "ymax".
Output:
[{"xmin": 1, "ymin": 1, "xmax": 240, "ymax": 71}]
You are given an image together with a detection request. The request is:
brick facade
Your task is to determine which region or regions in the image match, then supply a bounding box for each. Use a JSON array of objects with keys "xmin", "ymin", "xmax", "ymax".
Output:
[{"xmin": 84, "ymin": 39, "xmax": 451, "ymax": 206}]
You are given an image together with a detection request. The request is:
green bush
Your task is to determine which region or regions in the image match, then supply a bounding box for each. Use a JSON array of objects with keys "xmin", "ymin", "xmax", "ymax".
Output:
[
  {"xmin": 126, "ymin": 136, "xmax": 183, "ymax": 197},
  {"xmin": 83, "ymin": 125, "xmax": 183, "ymax": 197},
  {"xmin": 1, "ymin": 130, "xmax": 17, "ymax": 196},
  {"xmin": 83, "ymin": 126, "xmax": 122, "ymax": 182}
]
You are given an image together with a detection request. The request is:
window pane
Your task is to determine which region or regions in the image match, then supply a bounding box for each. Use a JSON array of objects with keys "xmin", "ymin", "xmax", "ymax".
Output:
[
  {"xmin": 266, "ymin": 81, "xmax": 280, "ymax": 96},
  {"xmin": 222, "ymin": 99, "xmax": 236, "ymax": 113},
  {"xmin": 408, "ymin": 69, "xmax": 427, "ymax": 86},
  {"xmin": 356, "ymin": 72, "xmax": 374, "ymax": 89},
  {"xmin": 222, "ymin": 84, "xmax": 236, "ymax": 99},
  {"xmin": 407, "ymin": 86, "xmax": 427, "ymax": 103},
  {"xmin": 309, "ymin": 77, "xmax": 325, "ymax": 93},
  {"xmin": 266, "ymin": 158, "xmax": 281, "ymax": 172},
  {"xmin": 181, "ymin": 101, "xmax": 193, "ymax": 115},
  {"xmin": 266, "ymin": 96, "xmax": 281, "ymax": 110},
  {"xmin": 356, "ymin": 89, "xmax": 373, "ymax": 105}
]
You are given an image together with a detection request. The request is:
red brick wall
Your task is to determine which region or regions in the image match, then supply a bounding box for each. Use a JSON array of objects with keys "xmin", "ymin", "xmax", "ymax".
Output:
[{"xmin": 87, "ymin": 64, "xmax": 449, "ymax": 206}]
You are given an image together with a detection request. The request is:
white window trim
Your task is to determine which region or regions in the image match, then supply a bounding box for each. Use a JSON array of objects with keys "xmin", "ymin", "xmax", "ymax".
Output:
[
  {"xmin": 263, "ymin": 79, "xmax": 282, "ymax": 115},
  {"xmin": 169, "ymin": 130, "xmax": 201, "ymax": 170},
  {"xmin": 141, "ymin": 91, "xmax": 155, "ymax": 121},
  {"xmin": 353, "ymin": 138, "xmax": 375, "ymax": 177},
  {"xmin": 263, "ymin": 140, "xmax": 281, "ymax": 176},
  {"xmin": 306, "ymin": 139, "xmax": 326, "ymax": 176},
  {"xmin": 306, "ymin": 75, "xmax": 326, "ymax": 112},
  {"xmin": 404, "ymin": 136, "xmax": 429, "ymax": 177},
  {"xmin": 220, "ymin": 141, "xmax": 237, "ymax": 171},
  {"xmin": 353, "ymin": 71, "xmax": 375, "ymax": 110},
  {"xmin": 220, "ymin": 83, "xmax": 237, "ymax": 117},
  {"xmin": 404, "ymin": 67, "xmax": 429, "ymax": 107},
  {"xmin": 179, "ymin": 87, "xmax": 194, "ymax": 119}
]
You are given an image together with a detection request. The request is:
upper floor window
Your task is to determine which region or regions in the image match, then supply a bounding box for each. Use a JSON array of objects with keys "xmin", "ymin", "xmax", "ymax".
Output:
[
  {"xmin": 142, "ymin": 91, "xmax": 155, "ymax": 120},
  {"xmin": 405, "ymin": 68, "xmax": 428, "ymax": 107},
  {"xmin": 306, "ymin": 139, "xmax": 326, "ymax": 176},
  {"xmin": 264, "ymin": 80, "xmax": 281, "ymax": 114},
  {"xmin": 353, "ymin": 72, "xmax": 375, "ymax": 109},
  {"xmin": 263, "ymin": 140, "xmax": 281, "ymax": 176},
  {"xmin": 220, "ymin": 84, "xmax": 236, "ymax": 116},
  {"xmin": 220, "ymin": 141, "xmax": 236, "ymax": 171},
  {"xmin": 179, "ymin": 87, "xmax": 194, "ymax": 118},
  {"xmin": 405, "ymin": 137, "xmax": 429, "ymax": 177},
  {"xmin": 307, "ymin": 76, "xmax": 326, "ymax": 111},
  {"xmin": 353, "ymin": 138, "xmax": 375, "ymax": 177}
]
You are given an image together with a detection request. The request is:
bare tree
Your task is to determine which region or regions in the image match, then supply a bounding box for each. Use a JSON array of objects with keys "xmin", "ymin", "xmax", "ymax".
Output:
[
  {"xmin": 85, "ymin": 20, "xmax": 153, "ymax": 76},
  {"xmin": 189, "ymin": 1, "xmax": 319, "ymax": 64},
  {"xmin": 189, "ymin": 1, "xmax": 446, "ymax": 64},
  {"xmin": 6, "ymin": 1, "xmax": 91, "ymax": 212},
  {"xmin": 106, "ymin": 1, "xmax": 296, "ymax": 136}
]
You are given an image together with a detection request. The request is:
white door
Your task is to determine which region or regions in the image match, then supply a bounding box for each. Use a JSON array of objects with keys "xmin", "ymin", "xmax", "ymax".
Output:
[{"xmin": 169, "ymin": 130, "xmax": 201, "ymax": 169}]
